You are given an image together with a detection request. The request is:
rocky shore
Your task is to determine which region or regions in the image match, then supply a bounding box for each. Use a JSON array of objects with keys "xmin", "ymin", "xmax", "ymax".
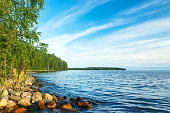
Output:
[{"xmin": 0, "ymin": 74, "xmax": 98, "ymax": 113}]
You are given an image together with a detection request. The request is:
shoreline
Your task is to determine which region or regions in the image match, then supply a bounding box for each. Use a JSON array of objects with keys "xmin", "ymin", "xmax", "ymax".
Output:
[{"xmin": 0, "ymin": 73, "xmax": 97, "ymax": 113}]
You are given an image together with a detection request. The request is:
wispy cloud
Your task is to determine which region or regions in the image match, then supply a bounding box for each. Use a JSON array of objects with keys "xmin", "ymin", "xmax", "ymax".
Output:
[
  {"xmin": 121, "ymin": 0, "xmax": 169, "ymax": 15},
  {"xmin": 39, "ymin": 0, "xmax": 110, "ymax": 37}
]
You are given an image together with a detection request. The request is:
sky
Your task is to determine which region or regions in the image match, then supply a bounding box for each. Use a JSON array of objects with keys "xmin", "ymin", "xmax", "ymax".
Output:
[{"xmin": 37, "ymin": 0, "xmax": 170, "ymax": 70}]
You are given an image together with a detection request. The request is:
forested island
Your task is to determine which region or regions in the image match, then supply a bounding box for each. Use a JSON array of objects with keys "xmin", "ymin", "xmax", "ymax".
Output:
[{"xmin": 68, "ymin": 67, "xmax": 126, "ymax": 70}]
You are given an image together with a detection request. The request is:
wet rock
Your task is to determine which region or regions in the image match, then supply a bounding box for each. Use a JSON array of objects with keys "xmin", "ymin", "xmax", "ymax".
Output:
[
  {"xmin": 70, "ymin": 97, "xmax": 76, "ymax": 101},
  {"xmin": 0, "ymin": 98, "xmax": 7, "ymax": 109},
  {"xmin": 47, "ymin": 101, "xmax": 57, "ymax": 109},
  {"xmin": 78, "ymin": 101, "xmax": 91, "ymax": 109},
  {"xmin": 42, "ymin": 93, "xmax": 53, "ymax": 102},
  {"xmin": 10, "ymin": 95, "xmax": 21, "ymax": 102},
  {"xmin": 59, "ymin": 100, "xmax": 72, "ymax": 110},
  {"xmin": 63, "ymin": 96, "xmax": 67, "ymax": 99},
  {"xmin": 13, "ymin": 108, "xmax": 27, "ymax": 113},
  {"xmin": 92, "ymin": 102, "xmax": 98, "ymax": 105},
  {"xmin": 32, "ymin": 92, "xmax": 42, "ymax": 103},
  {"xmin": 29, "ymin": 104, "xmax": 38, "ymax": 112},
  {"xmin": 76, "ymin": 97, "xmax": 83, "ymax": 101},
  {"xmin": 52, "ymin": 95, "xmax": 58, "ymax": 103},
  {"xmin": 21, "ymin": 92, "xmax": 32, "ymax": 98},
  {"xmin": 37, "ymin": 100, "xmax": 45, "ymax": 109},
  {"xmin": 2, "ymin": 88, "xmax": 8, "ymax": 96},
  {"xmin": 18, "ymin": 97, "xmax": 31, "ymax": 107},
  {"xmin": 53, "ymin": 93, "xmax": 58, "ymax": 96},
  {"xmin": 57, "ymin": 96, "xmax": 64, "ymax": 102}
]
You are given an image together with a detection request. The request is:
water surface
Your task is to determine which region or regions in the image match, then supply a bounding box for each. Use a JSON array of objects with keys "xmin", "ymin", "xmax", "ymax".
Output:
[{"xmin": 34, "ymin": 70, "xmax": 170, "ymax": 113}]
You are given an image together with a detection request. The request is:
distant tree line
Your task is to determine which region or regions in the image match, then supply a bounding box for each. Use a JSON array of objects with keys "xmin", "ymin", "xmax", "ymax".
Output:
[
  {"xmin": 68, "ymin": 67, "xmax": 126, "ymax": 70},
  {"xmin": 0, "ymin": 0, "xmax": 67, "ymax": 80}
]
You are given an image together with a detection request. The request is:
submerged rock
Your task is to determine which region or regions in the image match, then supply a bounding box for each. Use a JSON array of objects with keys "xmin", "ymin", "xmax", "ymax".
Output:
[
  {"xmin": 92, "ymin": 102, "xmax": 98, "ymax": 105},
  {"xmin": 78, "ymin": 101, "xmax": 91, "ymax": 109}
]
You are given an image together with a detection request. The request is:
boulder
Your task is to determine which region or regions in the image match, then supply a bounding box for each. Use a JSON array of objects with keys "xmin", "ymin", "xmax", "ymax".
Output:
[
  {"xmin": 21, "ymin": 92, "xmax": 32, "ymax": 98},
  {"xmin": 25, "ymin": 80, "xmax": 32, "ymax": 86},
  {"xmin": 42, "ymin": 93, "xmax": 53, "ymax": 102},
  {"xmin": 0, "ymin": 98, "xmax": 7, "ymax": 109},
  {"xmin": 37, "ymin": 100, "xmax": 45, "ymax": 109},
  {"xmin": 13, "ymin": 92, "xmax": 21, "ymax": 97},
  {"xmin": 47, "ymin": 101, "xmax": 57, "ymax": 109},
  {"xmin": 10, "ymin": 95, "xmax": 21, "ymax": 102},
  {"xmin": 2, "ymin": 88, "xmax": 8, "ymax": 96},
  {"xmin": 18, "ymin": 97, "xmax": 31, "ymax": 107},
  {"xmin": 59, "ymin": 100, "xmax": 72, "ymax": 110},
  {"xmin": 5, "ymin": 101, "xmax": 17, "ymax": 113},
  {"xmin": 13, "ymin": 108, "xmax": 27, "ymax": 113},
  {"xmin": 78, "ymin": 101, "xmax": 91, "ymax": 109},
  {"xmin": 31, "ymin": 92, "xmax": 42, "ymax": 103}
]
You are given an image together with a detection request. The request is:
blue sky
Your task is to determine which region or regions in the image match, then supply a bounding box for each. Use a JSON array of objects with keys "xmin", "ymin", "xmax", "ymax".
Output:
[{"xmin": 38, "ymin": 0, "xmax": 170, "ymax": 70}]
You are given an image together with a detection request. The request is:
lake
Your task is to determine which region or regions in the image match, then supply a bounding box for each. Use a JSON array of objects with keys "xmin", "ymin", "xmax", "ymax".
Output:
[{"xmin": 34, "ymin": 70, "xmax": 170, "ymax": 112}]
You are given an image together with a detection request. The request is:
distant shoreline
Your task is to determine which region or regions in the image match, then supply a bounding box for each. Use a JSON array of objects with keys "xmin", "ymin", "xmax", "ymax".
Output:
[{"xmin": 68, "ymin": 67, "xmax": 126, "ymax": 70}]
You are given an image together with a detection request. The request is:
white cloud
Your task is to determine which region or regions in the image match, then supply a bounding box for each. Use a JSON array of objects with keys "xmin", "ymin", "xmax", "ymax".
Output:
[{"xmin": 39, "ymin": 0, "xmax": 110, "ymax": 37}]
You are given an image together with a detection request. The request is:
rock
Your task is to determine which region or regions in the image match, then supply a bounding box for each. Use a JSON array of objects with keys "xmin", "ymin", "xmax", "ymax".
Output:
[
  {"xmin": 53, "ymin": 93, "xmax": 58, "ymax": 96},
  {"xmin": 78, "ymin": 101, "xmax": 91, "ymax": 109},
  {"xmin": 13, "ymin": 92, "xmax": 21, "ymax": 97},
  {"xmin": 59, "ymin": 100, "xmax": 72, "ymax": 110},
  {"xmin": 25, "ymin": 80, "xmax": 32, "ymax": 86},
  {"xmin": 37, "ymin": 100, "xmax": 45, "ymax": 109},
  {"xmin": 21, "ymin": 92, "xmax": 32, "ymax": 98},
  {"xmin": 63, "ymin": 96, "xmax": 67, "ymax": 99},
  {"xmin": 32, "ymin": 92, "xmax": 42, "ymax": 103},
  {"xmin": 5, "ymin": 101, "xmax": 17, "ymax": 113},
  {"xmin": 57, "ymin": 96, "xmax": 64, "ymax": 102},
  {"xmin": 13, "ymin": 108, "xmax": 27, "ymax": 113},
  {"xmin": 18, "ymin": 97, "xmax": 31, "ymax": 107},
  {"xmin": 21, "ymin": 86, "xmax": 31, "ymax": 92},
  {"xmin": 2, "ymin": 88, "xmax": 8, "ymax": 96},
  {"xmin": 29, "ymin": 104, "xmax": 38, "ymax": 113},
  {"xmin": 42, "ymin": 93, "xmax": 53, "ymax": 102},
  {"xmin": 52, "ymin": 95, "xmax": 58, "ymax": 103},
  {"xmin": 8, "ymin": 89, "xmax": 14, "ymax": 95},
  {"xmin": 10, "ymin": 95, "xmax": 21, "ymax": 102},
  {"xmin": 76, "ymin": 97, "xmax": 83, "ymax": 101},
  {"xmin": 47, "ymin": 101, "xmax": 57, "ymax": 109},
  {"xmin": 0, "ymin": 98, "xmax": 7, "ymax": 109},
  {"xmin": 59, "ymin": 103, "xmax": 72, "ymax": 110},
  {"xmin": 92, "ymin": 102, "xmax": 98, "ymax": 105}
]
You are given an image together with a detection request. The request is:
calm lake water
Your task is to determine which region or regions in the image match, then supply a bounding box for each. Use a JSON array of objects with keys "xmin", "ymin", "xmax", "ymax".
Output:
[{"xmin": 34, "ymin": 70, "xmax": 170, "ymax": 113}]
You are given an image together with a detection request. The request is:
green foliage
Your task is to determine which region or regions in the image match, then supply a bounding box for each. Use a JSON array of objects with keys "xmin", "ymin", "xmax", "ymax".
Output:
[{"xmin": 0, "ymin": 0, "xmax": 68, "ymax": 86}]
